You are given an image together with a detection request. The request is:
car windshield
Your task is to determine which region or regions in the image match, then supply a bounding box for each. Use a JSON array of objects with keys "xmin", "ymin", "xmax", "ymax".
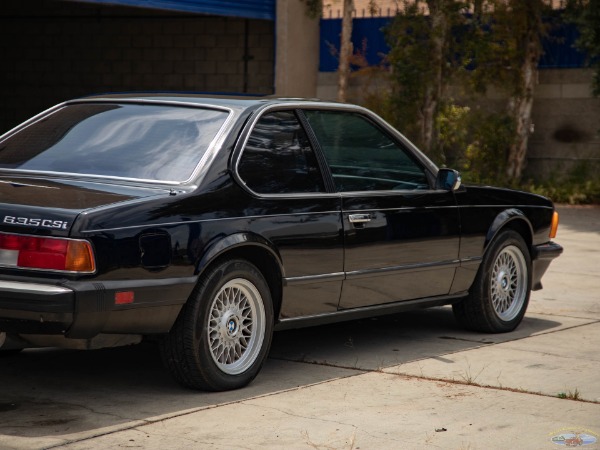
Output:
[{"xmin": 0, "ymin": 103, "xmax": 229, "ymax": 182}]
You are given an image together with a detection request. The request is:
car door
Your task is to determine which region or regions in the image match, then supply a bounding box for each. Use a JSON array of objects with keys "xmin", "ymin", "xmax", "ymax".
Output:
[
  {"xmin": 235, "ymin": 108, "xmax": 344, "ymax": 319},
  {"xmin": 302, "ymin": 109, "xmax": 460, "ymax": 309}
]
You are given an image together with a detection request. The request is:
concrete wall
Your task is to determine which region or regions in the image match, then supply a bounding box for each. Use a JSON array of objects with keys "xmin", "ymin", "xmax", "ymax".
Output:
[
  {"xmin": 528, "ymin": 69, "xmax": 600, "ymax": 179},
  {"xmin": 0, "ymin": 0, "xmax": 275, "ymax": 134},
  {"xmin": 317, "ymin": 69, "xmax": 600, "ymax": 180},
  {"xmin": 274, "ymin": 0, "xmax": 320, "ymax": 98}
]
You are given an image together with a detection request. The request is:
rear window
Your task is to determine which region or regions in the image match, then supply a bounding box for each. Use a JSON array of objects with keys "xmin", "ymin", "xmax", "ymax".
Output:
[{"xmin": 0, "ymin": 103, "xmax": 228, "ymax": 182}]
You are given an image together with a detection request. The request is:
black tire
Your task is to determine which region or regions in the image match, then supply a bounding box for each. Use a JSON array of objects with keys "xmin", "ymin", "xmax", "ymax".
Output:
[
  {"xmin": 160, "ymin": 259, "xmax": 274, "ymax": 391},
  {"xmin": 453, "ymin": 230, "xmax": 532, "ymax": 333}
]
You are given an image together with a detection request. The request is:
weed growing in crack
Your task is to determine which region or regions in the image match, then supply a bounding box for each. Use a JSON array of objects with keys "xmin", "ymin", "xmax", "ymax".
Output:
[
  {"xmin": 458, "ymin": 362, "xmax": 487, "ymax": 385},
  {"xmin": 557, "ymin": 388, "xmax": 581, "ymax": 400}
]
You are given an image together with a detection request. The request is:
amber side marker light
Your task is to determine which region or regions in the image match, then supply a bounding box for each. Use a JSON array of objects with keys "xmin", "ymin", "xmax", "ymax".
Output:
[
  {"xmin": 0, "ymin": 233, "xmax": 95, "ymax": 273},
  {"xmin": 550, "ymin": 211, "xmax": 559, "ymax": 239}
]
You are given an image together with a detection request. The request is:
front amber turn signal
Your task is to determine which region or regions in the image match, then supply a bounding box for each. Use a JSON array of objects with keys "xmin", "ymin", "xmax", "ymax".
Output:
[{"xmin": 549, "ymin": 211, "xmax": 559, "ymax": 239}]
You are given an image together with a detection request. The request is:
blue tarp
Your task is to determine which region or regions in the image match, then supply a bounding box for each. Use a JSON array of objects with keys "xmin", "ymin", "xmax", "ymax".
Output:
[
  {"xmin": 320, "ymin": 16, "xmax": 587, "ymax": 72},
  {"xmin": 320, "ymin": 17, "xmax": 390, "ymax": 71},
  {"xmin": 75, "ymin": 0, "xmax": 275, "ymax": 20}
]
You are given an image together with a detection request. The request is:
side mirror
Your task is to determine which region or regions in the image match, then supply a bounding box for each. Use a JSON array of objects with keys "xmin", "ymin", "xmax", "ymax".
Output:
[{"xmin": 435, "ymin": 168, "xmax": 461, "ymax": 191}]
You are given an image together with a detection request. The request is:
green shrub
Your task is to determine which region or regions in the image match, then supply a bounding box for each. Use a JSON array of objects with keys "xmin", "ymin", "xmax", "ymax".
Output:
[
  {"xmin": 435, "ymin": 103, "xmax": 514, "ymax": 185},
  {"xmin": 523, "ymin": 170, "xmax": 600, "ymax": 205},
  {"xmin": 364, "ymin": 95, "xmax": 599, "ymax": 204}
]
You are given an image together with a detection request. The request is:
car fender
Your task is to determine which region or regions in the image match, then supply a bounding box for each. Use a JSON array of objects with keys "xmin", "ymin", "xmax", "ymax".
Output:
[
  {"xmin": 484, "ymin": 208, "xmax": 533, "ymax": 252},
  {"xmin": 196, "ymin": 232, "xmax": 285, "ymax": 278}
]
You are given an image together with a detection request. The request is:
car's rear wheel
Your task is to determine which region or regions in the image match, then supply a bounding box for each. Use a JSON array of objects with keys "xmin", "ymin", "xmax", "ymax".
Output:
[
  {"xmin": 161, "ymin": 259, "xmax": 274, "ymax": 391},
  {"xmin": 453, "ymin": 230, "xmax": 531, "ymax": 333}
]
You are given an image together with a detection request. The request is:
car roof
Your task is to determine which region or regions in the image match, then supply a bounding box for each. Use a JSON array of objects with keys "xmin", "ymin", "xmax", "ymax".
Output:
[{"xmin": 75, "ymin": 93, "xmax": 337, "ymax": 112}]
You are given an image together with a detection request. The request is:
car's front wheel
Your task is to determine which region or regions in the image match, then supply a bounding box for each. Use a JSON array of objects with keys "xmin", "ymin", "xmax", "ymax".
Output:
[
  {"xmin": 161, "ymin": 259, "xmax": 274, "ymax": 391},
  {"xmin": 453, "ymin": 230, "xmax": 532, "ymax": 333}
]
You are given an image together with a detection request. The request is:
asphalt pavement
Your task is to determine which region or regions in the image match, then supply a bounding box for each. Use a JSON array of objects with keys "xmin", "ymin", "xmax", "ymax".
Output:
[{"xmin": 1, "ymin": 205, "xmax": 599, "ymax": 450}]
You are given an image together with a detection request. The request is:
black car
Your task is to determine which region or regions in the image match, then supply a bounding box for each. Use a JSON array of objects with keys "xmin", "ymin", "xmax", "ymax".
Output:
[{"xmin": 0, "ymin": 94, "xmax": 562, "ymax": 391}]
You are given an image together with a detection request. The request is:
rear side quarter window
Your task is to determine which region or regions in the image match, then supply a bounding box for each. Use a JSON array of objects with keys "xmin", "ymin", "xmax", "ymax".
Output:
[{"xmin": 238, "ymin": 110, "xmax": 325, "ymax": 195}]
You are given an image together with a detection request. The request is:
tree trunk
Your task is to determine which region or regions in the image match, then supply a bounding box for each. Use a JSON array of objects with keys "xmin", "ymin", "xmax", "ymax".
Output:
[
  {"xmin": 338, "ymin": 0, "xmax": 354, "ymax": 103},
  {"xmin": 506, "ymin": 60, "xmax": 536, "ymax": 181},
  {"xmin": 506, "ymin": 5, "xmax": 543, "ymax": 182},
  {"xmin": 420, "ymin": 0, "xmax": 448, "ymax": 157}
]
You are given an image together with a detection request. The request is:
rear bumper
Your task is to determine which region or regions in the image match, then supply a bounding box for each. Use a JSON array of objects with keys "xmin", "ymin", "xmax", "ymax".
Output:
[
  {"xmin": 531, "ymin": 241, "xmax": 563, "ymax": 291},
  {"xmin": 0, "ymin": 276, "xmax": 197, "ymax": 338},
  {"xmin": 0, "ymin": 281, "xmax": 74, "ymax": 333}
]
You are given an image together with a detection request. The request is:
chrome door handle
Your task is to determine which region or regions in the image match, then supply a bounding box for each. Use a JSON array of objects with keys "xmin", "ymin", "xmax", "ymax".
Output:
[{"xmin": 349, "ymin": 214, "xmax": 371, "ymax": 223}]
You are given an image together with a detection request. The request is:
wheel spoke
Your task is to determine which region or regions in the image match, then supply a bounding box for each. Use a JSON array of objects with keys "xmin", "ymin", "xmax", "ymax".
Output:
[
  {"xmin": 490, "ymin": 245, "xmax": 528, "ymax": 321},
  {"xmin": 206, "ymin": 277, "xmax": 267, "ymax": 376}
]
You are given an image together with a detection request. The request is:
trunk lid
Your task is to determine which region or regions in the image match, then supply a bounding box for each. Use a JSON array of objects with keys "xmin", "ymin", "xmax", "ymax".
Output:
[{"xmin": 0, "ymin": 176, "xmax": 171, "ymax": 237}]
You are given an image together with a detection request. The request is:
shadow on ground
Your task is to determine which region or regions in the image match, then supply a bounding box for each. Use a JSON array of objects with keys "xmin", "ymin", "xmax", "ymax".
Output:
[
  {"xmin": 0, "ymin": 306, "xmax": 561, "ymax": 441},
  {"xmin": 270, "ymin": 306, "xmax": 562, "ymax": 369}
]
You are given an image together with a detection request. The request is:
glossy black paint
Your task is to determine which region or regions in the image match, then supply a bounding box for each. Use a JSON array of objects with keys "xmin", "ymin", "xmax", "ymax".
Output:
[
  {"xmin": 340, "ymin": 191, "xmax": 460, "ymax": 308},
  {"xmin": 0, "ymin": 95, "xmax": 562, "ymax": 343}
]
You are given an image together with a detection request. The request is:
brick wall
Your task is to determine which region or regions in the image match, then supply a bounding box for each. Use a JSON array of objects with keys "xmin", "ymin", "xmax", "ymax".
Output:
[{"xmin": 0, "ymin": 0, "xmax": 275, "ymax": 133}]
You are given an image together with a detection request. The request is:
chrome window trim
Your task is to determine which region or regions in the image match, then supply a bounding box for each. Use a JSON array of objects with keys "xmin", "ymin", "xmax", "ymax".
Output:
[
  {"xmin": 232, "ymin": 102, "xmax": 439, "ymax": 200},
  {"xmin": 233, "ymin": 105, "xmax": 333, "ymax": 199}
]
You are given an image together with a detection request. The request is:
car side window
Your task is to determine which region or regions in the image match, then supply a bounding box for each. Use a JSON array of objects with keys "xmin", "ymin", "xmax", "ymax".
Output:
[
  {"xmin": 303, "ymin": 110, "xmax": 430, "ymax": 192},
  {"xmin": 238, "ymin": 110, "xmax": 326, "ymax": 194}
]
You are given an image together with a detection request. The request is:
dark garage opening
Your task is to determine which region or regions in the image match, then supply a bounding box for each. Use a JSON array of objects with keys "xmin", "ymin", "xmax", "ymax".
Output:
[{"xmin": 0, "ymin": 0, "xmax": 275, "ymax": 134}]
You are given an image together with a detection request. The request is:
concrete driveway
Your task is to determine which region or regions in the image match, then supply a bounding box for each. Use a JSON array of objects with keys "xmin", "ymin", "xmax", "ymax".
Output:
[{"xmin": 1, "ymin": 205, "xmax": 599, "ymax": 450}]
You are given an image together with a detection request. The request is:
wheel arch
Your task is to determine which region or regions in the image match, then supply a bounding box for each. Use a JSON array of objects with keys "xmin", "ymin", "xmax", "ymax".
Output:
[
  {"xmin": 454, "ymin": 209, "xmax": 534, "ymax": 333},
  {"xmin": 484, "ymin": 209, "xmax": 533, "ymax": 254},
  {"xmin": 195, "ymin": 233, "xmax": 284, "ymax": 320}
]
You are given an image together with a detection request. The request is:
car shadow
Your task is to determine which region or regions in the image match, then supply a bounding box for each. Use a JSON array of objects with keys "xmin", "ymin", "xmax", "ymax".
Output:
[
  {"xmin": 0, "ymin": 306, "xmax": 561, "ymax": 442},
  {"xmin": 270, "ymin": 306, "xmax": 563, "ymax": 370}
]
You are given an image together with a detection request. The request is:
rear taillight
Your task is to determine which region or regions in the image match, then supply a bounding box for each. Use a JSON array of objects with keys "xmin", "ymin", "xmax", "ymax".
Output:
[{"xmin": 0, "ymin": 233, "xmax": 95, "ymax": 273}]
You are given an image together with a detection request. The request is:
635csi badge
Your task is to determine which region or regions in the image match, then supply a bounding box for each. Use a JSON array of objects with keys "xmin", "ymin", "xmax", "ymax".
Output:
[{"xmin": 3, "ymin": 216, "xmax": 69, "ymax": 230}]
